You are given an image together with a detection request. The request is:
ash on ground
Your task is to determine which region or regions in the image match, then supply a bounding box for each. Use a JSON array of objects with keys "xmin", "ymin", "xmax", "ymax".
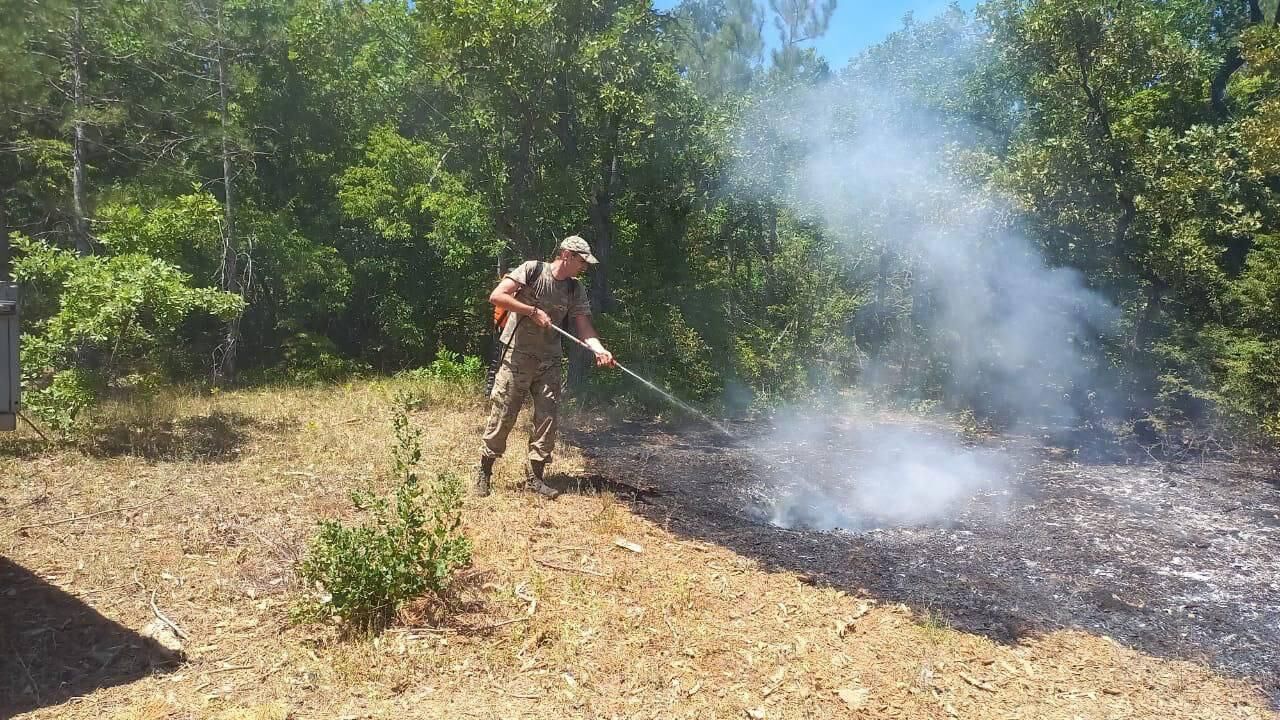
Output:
[{"xmin": 570, "ymin": 415, "xmax": 1280, "ymax": 704}]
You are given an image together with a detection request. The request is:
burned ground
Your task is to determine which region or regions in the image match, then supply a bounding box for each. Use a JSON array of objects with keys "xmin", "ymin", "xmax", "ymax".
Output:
[{"xmin": 567, "ymin": 414, "xmax": 1280, "ymax": 705}]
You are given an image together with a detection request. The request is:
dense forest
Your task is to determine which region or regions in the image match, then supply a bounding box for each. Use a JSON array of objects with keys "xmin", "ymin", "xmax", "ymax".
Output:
[{"xmin": 2, "ymin": 0, "xmax": 1279, "ymax": 444}]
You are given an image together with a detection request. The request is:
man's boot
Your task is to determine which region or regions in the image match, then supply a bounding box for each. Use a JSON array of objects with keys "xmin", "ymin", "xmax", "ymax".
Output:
[
  {"xmin": 474, "ymin": 456, "xmax": 495, "ymax": 497},
  {"xmin": 526, "ymin": 459, "xmax": 559, "ymax": 499}
]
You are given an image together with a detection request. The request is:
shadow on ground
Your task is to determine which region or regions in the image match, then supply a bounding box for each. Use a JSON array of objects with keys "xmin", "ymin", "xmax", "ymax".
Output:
[
  {"xmin": 0, "ymin": 436, "xmax": 52, "ymax": 460},
  {"xmin": 82, "ymin": 410, "xmax": 283, "ymax": 462},
  {"xmin": 0, "ymin": 557, "xmax": 181, "ymax": 717},
  {"xmin": 566, "ymin": 417, "xmax": 1280, "ymax": 705}
]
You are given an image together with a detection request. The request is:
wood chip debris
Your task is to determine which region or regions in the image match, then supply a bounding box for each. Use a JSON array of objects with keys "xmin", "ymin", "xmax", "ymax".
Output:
[
  {"xmin": 612, "ymin": 536, "xmax": 644, "ymax": 553},
  {"xmin": 837, "ymin": 685, "xmax": 870, "ymax": 708},
  {"xmin": 960, "ymin": 671, "xmax": 998, "ymax": 692}
]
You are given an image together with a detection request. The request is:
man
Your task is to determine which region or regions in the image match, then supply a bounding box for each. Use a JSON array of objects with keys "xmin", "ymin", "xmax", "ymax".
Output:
[{"xmin": 475, "ymin": 235, "xmax": 615, "ymax": 499}]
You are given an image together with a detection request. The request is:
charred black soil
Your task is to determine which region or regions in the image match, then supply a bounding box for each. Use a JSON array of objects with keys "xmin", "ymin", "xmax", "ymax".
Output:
[{"xmin": 569, "ymin": 414, "xmax": 1280, "ymax": 704}]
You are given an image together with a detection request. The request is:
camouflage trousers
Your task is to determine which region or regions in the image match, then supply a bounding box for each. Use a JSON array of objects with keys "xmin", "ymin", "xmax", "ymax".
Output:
[{"xmin": 480, "ymin": 349, "xmax": 562, "ymax": 463}]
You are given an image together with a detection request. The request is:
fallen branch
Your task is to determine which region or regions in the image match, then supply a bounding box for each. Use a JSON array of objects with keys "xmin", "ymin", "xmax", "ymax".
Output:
[
  {"xmin": 150, "ymin": 589, "xmax": 190, "ymax": 639},
  {"xmin": 75, "ymin": 583, "xmax": 131, "ymax": 599},
  {"xmin": 534, "ymin": 558, "xmax": 607, "ymax": 577},
  {"xmin": 258, "ymin": 657, "xmax": 289, "ymax": 683},
  {"xmin": 960, "ymin": 672, "xmax": 997, "ymax": 692},
  {"xmin": 10, "ymin": 498, "xmax": 160, "ymax": 535}
]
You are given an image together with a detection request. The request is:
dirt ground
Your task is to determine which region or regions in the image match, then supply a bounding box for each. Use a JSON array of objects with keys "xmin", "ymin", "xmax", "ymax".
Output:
[{"xmin": 1, "ymin": 381, "xmax": 1276, "ymax": 719}]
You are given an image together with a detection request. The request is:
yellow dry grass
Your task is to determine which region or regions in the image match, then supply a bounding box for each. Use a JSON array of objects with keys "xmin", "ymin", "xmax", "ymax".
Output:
[{"xmin": 1, "ymin": 379, "xmax": 1274, "ymax": 720}]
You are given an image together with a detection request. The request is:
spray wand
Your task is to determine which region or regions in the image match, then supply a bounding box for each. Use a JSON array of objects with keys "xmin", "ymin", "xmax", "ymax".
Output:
[
  {"xmin": 546, "ymin": 323, "xmax": 645, "ymax": 389},
  {"xmin": 550, "ymin": 321, "xmax": 824, "ymax": 527},
  {"xmin": 545, "ymin": 322, "xmax": 738, "ymax": 440}
]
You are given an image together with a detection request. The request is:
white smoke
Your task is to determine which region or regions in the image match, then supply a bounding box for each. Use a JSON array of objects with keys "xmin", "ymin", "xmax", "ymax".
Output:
[
  {"xmin": 735, "ymin": 41, "xmax": 1118, "ymax": 530},
  {"xmin": 763, "ymin": 411, "xmax": 1013, "ymax": 531}
]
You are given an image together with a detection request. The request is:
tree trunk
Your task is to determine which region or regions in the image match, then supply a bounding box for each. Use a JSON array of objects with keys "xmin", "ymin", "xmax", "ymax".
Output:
[
  {"xmin": 214, "ymin": 2, "xmax": 241, "ymax": 384},
  {"xmin": 1211, "ymin": 48, "xmax": 1246, "ymax": 120},
  {"xmin": 69, "ymin": 6, "xmax": 92, "ymax": 257},
  {"xmin": 586, "ymin": 152, "xmax": 618, "ymax": 314},
  {"xmin": 727, "ymin": 217, "xmax": 736, "ymax": 322},
  {"xmin": 1209, "ymin": 0, "xmax": 1266, "ymax": 120},
  {"xmin": 873, "ymin": 249, "xmax": 892, "ymax": 345},
  {"xmin": 498, "ymin": 111, "xmax": 537, "ymax": 260},
  {"xmin": 1128, "ymin": 278, "xmax": 1166, "ymax": 416},
  {"xmin": 568, "ymin": 116, "xmax": 620, "ymax": 398},
  {"xmin": 1132, "ymin": 280, "xmax": 1165, "ymax": 357}
]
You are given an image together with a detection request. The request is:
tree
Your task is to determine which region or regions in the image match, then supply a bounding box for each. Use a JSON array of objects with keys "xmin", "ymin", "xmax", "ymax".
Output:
[
  {"xmin": 669, "ymin": 0, "xmax": 765, "ymax": 99},
  {"xmin": 767, "ymin": 0, "xmax": 835, "ymax": 78}
]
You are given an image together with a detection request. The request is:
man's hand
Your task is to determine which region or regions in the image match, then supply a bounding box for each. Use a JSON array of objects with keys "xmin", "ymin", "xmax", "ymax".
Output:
[
  {"xmin": 529, "ymin": 308, "xmax": 552, "ymax": 328},
  {"xmin": 584, "ymin": 337, "xmax": 615, "ymax": 367}
]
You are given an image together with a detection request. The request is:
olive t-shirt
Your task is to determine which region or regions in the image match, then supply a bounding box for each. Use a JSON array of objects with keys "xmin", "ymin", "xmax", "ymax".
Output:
[{"xmin": 499, "ymin": 261, "xmax": 592, "ymax": 359}]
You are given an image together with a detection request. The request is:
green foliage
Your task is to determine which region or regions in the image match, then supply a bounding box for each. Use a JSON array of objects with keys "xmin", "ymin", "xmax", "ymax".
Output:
[
  {"xmin": 585, "ymin": 304, "xmax": 720, "ymax": 409},
  {"xmin": 391, "ymin": 350, "xmax": 485, "ymax": 407},
  {"xmin": 97, "ymin": 191, "xmax": 223, "ymax": 266},
  {"xmin": 22, "ymin": 369, "xmax": 97, "ymax": 436},
  {"xmin": 1240, "ymin": 25, "xmax": 1280, "ymax": 175},
  {"xmin": 1153, "ymin": 234, "xmax": 1280, "ymax": 439},
  {"xmin": 97, "ymin": 191, "xmax": 354, "ymax": 365},
  {"xmin": 669, "ymin": 0, "xmax": 764, "ymax": 98},
  {"xmin": 335, "ymin": 127, "xmax": 493, "ymax": 363},
  {"xmin": 272, "ymin": 332, "xmax": 367, "ymax": 384},
  {"xmin": 11, "ymin": 234, "xmax": 245, "ymax": 433},
  {"xmin": 4, "ymin": 0, "xmax": 1280, "ymax": 444},
  {"xmin": 420, "ymin": 349, "xmax": 485, "ymax": 385},
  {"xmin": 296, "ymin": 396, "xmax": 472, "ymax": 634}
]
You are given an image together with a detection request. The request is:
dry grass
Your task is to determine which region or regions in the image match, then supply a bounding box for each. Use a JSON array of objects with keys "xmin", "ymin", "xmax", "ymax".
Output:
[{"xmin": 1, "ymin": 379, "xmax": 1274, "ymax": 719}]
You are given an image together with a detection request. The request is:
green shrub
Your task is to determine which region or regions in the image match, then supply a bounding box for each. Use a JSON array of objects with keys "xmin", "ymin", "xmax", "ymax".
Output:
[
  {"xmin": 395, "ymin": 349, "xmax": 484, "ymax": 388},
  {"xmin": 10, "ymin": 234, "xmax": 244, "ymax": 434},
  {"xmin": 272, "ymin": 332, "xmax": 367, "ymax": 383},
  {"xmin": 583, "ymin": 305, "xmax": 720, "ymax": 411},
  {"xmin": 295, "ymin": 395, "xmax": 471, "ymax": 634},
  {"xmin": 20, "ymin": 367, "xmax": 96, "ymax": 436},
  {"xmin": 423, "ymin": 349, "xmax": 484, "ymax": 384}
]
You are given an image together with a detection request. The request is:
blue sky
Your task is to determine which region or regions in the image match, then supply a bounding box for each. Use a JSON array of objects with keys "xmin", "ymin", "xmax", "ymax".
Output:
[{"xmin": 654, "ymin": 0, "xmax": 979, "ymax": 69}]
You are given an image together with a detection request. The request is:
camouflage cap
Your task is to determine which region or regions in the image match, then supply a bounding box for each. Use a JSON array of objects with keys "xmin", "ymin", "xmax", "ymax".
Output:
[{"xmin": 559, "ymin": 235, "xmax": 599, "ymax": 265}]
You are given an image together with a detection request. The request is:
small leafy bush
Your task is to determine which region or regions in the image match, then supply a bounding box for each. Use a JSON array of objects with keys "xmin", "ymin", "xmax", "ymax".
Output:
[
  {"xmin": 420, "ymin": 349, "xmax": 484, "ymax": 384},
  {"xmin": 272, "ymin": 332, "xmax": 367, "ymax": 384},
  {"xmin": 296, "ymin": 395, "xmax": 471, "ymax": 634},
  {"xmin": 11, "ymin": 234, "xmax": 244, "ymax": 434},
  {"xmin": 584, "ymin": 305, "xmax": 720, "ymax": 410},
  {"xmin": 431, "ymin": 349, "xmax": 484, "ymax": 383}
]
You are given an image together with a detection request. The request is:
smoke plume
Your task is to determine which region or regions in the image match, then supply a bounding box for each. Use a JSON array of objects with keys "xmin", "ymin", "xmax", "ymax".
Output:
[{"xmin": 735, "ymin": 46, "xmax": 1118, "ymax": 530}]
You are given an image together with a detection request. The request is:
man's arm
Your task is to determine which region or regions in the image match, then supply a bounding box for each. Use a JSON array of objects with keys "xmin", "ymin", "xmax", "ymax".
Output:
[
  {"xmin": 573, "ymin": 314, "xmax": 616, "ymax": 367},
  {"xmin": 490, "ymin": 277, "xmax": 551, "ymax": 328}
]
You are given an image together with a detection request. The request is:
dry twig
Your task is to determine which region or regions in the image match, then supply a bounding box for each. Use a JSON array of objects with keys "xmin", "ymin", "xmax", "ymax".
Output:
[
  {"xmin": 534, "ymin": 557, "xmax": 607, "ymax": 577},
  {"xmin": 13, "ymin": 648, "xmax": 40, "ymax": 704},
  {"xmin": 476, "ymin": 616, "xmax": 529, "ymax": 632},
  {"xmin": 205, "ymin": 664, "xmax": 255, "ymax": 674},
  {"xmin": 10, "ymin": 498, "xmax": 160, "ymax": 535},
  {"xmin": 150, "ymin": 589, "xmax": 191, "ymax": 639}
]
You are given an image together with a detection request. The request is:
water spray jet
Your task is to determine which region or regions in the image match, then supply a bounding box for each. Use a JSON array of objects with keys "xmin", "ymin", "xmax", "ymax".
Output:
[
  {"xmin": 550, "ymin": 323, "xmax": 832, "ymax": 526},
  {"xmin": 548, "ymin": 323, "xmax": 740, "ymax": 441}
]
